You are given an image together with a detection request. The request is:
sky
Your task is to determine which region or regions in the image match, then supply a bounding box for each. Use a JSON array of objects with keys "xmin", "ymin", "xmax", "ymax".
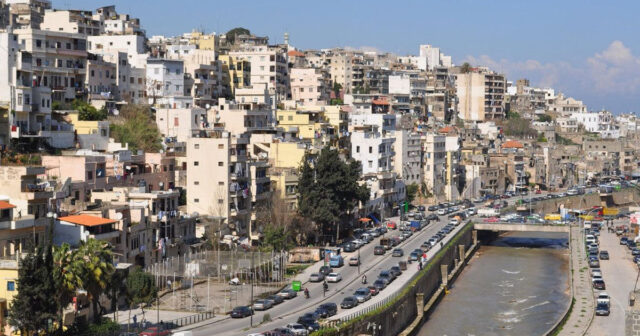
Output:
[{"xmin": 60, "ymin": 0, "xmax": 640, "ymax": 114}]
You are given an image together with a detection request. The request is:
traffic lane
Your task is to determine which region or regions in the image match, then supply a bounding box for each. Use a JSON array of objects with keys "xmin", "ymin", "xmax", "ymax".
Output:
[
  {"xmin": 586, "ymin": 222, "xmax": 637, "ymax": 336},
  {"xmin": 331, "ymin": 217, "xmax": 467, "ymax": 319},
  {"xmin": 201, "ymin": 217, "xmax": 452, "ymax": 336}
]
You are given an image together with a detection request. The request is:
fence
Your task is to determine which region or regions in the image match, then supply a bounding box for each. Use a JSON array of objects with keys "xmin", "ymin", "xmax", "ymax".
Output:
[{"xmin": 337, "ymin": 286, "xmax": 403, "ymax": 324}]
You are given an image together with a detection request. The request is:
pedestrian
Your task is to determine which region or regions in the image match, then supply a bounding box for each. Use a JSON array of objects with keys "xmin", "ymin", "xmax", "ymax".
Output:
[
  {"xmin": 440, "ymin": 241, "xmax": 444, "ymax": 248},
  {"xmin": 418, "ymin": 261, "xmax": 423, "ymax": 270},
  {"xmin": 132, "ymin": 314, "xmax": 137, "ymax": 327}
]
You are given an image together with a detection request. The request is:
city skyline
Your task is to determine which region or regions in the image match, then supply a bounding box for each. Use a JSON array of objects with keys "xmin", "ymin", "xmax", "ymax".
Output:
[{"xmin": 59, "ymin": 0, "xmax": 640, "ymax": 114}]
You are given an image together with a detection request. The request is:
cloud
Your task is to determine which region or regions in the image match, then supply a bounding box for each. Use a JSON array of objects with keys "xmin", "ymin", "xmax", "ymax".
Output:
[{"xmin": 460, "ymin": 41, "xmax": 640, "ymax": 111}]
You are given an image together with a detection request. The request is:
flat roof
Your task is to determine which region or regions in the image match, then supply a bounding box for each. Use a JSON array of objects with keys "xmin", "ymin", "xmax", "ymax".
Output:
[
  {"xmin": 58, "ymin": 214, "xmax": 116, "ymax": 227},
  {"xmin": 0, "ymin": 201, "xmax": 16, "ymax": 210}
]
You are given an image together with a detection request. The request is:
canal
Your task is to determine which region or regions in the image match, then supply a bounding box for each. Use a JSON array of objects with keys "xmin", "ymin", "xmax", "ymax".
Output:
[{"xmin": 419, "ymin": 231, "xmax": 570, "ymax": 336}]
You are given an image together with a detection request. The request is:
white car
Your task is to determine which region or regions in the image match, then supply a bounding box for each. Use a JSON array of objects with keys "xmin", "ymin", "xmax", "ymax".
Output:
[
  {"xmin": 597, "ymin": 292, "xmax": 610, "ymax": 305},
  {"xmin": 591, "ymin": 275, "xmax": 603, "ymax": 283},
  {"xmin": 437, "ymin": 208, "xmax": 447, "ymax": 215},
  {"xmin": 326, "ymin": 272, "xmax": 342, "ymax": 283},
  {"xmin": 449, "ymin": 219, "xmax": 459, "ymax": 226},
  {"xmin": 286, "ymin": 323, "xmax": 310, "ymax": 336}
]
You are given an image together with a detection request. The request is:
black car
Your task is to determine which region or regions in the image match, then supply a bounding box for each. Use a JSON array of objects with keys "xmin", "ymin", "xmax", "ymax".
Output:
[
  {"xmin": 428, "ymin": 205, "xmax": 439, "ymax": 211},
  {"xmin": 427, "ymin": 214, "xmax": 439, "ymax": 221},
  {"xmin": 316, "ymin": 302, "xmax": 338, "ymax": 317},
  {"xmin": 374, "ymin": 245, "xmax": 386, "ymax": 255},
  {"xmin": 392, "ymin": 248, "xmax": 404, "ymax": 257},
  {"xmin": 390, "ymin": 266, "xmax": 402, "ymax": 276},
  {"xmin": 319, "ymin": 266, "xmax": 333, "ymax": 275},
  {"xmin": 297, "ymin": 317, "xmax": 320, "ymax": 331},
  {"xmin": 596, "ymin": 302, "xmax": 610, "ymax": 316},
  {"xmin": 593, "ymin": 279, "xmax": 606, "ymax": 290},
  {"xmin": 379, "ymin": 270, "xmax": 394, "ymax": 282},
  {"xmin": 342, "ymin": 243, "xmax": 355, "ymax": 253},
  {"xmin": 599, "ymin": 250, "xmax": 610, "ymax": 260},
  {"xmin": 417, "ymin": 205, "xmax": 426, "ymax": 212},
  {"xmin": 230, "ymin": 306, "xmax": 253, "ymax": 318},
  {"xmin": 267, "ymin": 294, "xmax": 284, "ymax": 305},
  {"xmin": 373, "ymin": 279, "xmax": 387, "ymax": 290},
  {"xmin": 341, "ymin": 296, "xmax": 358, "ymax": 309},
  {"xmin": 621, "ymin": 237, "xmax": 629, "ymax": 245}
]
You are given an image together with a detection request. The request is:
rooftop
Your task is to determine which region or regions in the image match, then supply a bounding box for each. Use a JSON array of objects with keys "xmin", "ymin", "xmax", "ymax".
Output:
[
  {"xmin": 0, "ymin": 201, "xmax": 16, "ymax": 210},
  {"xmin": 58, "ymin": 214, "xmax": 116, "ymax": 227}
]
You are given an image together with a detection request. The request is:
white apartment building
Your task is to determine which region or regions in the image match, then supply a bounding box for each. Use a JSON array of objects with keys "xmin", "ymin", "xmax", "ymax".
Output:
[
  {"xmin": 290, "ymin": 68, "xmax": 330, "ymax": 106},
  {"xmin": 456, "ymin": 71, "xmax": 506, "ymax": 121},
  {"xmin": 423, "ymin": 133, "xmax": 447, "ymax": 199},
  {"xmin": 146, "ymin": 58, "xmax": 193, "ymax": 108},
  {"xmin": 155, "ymin": 107, "xmax": 207, "ymax": 143},
  {"xmin": 548, "ymin": 92, "xmax": 587, "ymax": 116},
  {"xmin": 229, "ymin": 45, "xmax": 289, "ymax": 107},
  {"xmin": 571, "ymin": 110, "xmax": 620, "ymax": 139},
  {"xmin": 444, "ymin": 136, "xmax": 460, "ymax": 201},
  {"xmin": 351, "ymin": 125, "xmax": 395, "ymax": 175},
  {"xmin": 41, "ymin": 9, "xmax": 101, "ymax": 36},
  {"xmin": 93, "ymin": 6, "xmax": 145, "ymax": 36},
  {"xmin": 394, "ymin": 130, "xmax": 422, "ymax": 186}
]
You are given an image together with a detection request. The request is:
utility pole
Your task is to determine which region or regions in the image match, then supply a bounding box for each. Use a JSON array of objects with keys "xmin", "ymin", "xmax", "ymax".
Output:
[
  {"xmin": 250, "ymin": 251, "xmax": 254, "ymax": 328},
  {"xmin": 357, "ymin": 247, "xmax": 361, "ymax": 274}
]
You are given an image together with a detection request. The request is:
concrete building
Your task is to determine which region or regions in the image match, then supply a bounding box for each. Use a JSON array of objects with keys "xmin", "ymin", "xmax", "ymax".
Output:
[
  {"xmin": 351, "ymin": 125, "xmax": 395, "ymax": 175},
  {"xmin": 423, "ymin": 134, "xmax": 446, "ymax": 199},
  {"xmin": 394, "ymin": 130, "xmax": 422, "ymax": 186},
  {"xmin": 218, "ymin": 55, "xmax": 251, "ymax": 97},
  {"xmin": 229, "ymin": 45, "xmax": 289, "ymax": 107},
  {"xmin": 290, "ymin": 68, "xmax": 330, "ymax": 106},
  {"xmin": 155, "ymin": 107, "xmax": 208, "ymax": 143},
  {"xmin": 455, "ymin": 70, "xmax": 506, "ymax": 121},
  {"xmin": 41, "ymin": 9, "xmax": 100, "ymax": 35},
  {"xmin": 146, "ymin": 58, "xmax": 193, "ymax": 108},
  {"xmin": 215, "ymin": 98, "xmax": 272, "ymax": 135}
]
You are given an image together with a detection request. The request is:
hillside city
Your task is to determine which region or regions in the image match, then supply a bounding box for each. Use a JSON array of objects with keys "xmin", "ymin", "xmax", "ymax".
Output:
[{"xmin": 0, "ymin": 1, "xmax": 638, "ymax": 336}]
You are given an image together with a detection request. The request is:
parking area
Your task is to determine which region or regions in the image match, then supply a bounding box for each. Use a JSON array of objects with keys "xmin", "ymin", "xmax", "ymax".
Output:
[{"xmin": 586, "ymin": 219, "xmax": 638, "ymax": 336}]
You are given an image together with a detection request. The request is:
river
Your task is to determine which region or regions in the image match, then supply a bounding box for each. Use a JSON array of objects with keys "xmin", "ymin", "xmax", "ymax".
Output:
[{"xmin": 418, "ymin": 231, "xmax": 570, "ymax": 336}]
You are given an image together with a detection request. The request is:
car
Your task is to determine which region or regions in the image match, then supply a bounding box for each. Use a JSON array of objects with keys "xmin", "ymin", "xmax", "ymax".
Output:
[
  {"xmin": 317, "ymin": 302, "xmax": 337, "ymax": 317},
  {"xmin": 367, "ymin": 285, "xmax": 380, "ymax": 296},
  {"xmin": 589, "ymin": 257, "xmax": 600, "ymax": 268},
  {"xmin": 348, "ymin": 256, "xmax": 360, "ymax": 266},
  {"xmin": 341, "ymin": 296, "xmax": 359, "ymax": 309},
  {"xmin": 374, "ymin": 245, "xmax": 386, "ymax": 255},
  {"xmin": 353, "ymin": 287, "xmax": 372, "ymax": 302},
  {"xmin": 418, "ymin": 205, "xmax": 426, "ymax": 211},
  {"xmin": 278, "ymin": 289, "xmax": 298, "ymax": 299},
  {"xmin": 593, "ymin": 279, "xmax": 606, "ymax": 290},
  {"xmin": 285, "ymin": 323, "xmax": 310, "ymax": 336},
  {"xmin": 591, "ymin": 275, "xmax": 603, "ymax": 283},
  {"xmin": 428, "ymin": 205, "xmax": 439, "ymax": 211},
  {"xmin": 390, "ymin": 266, "xmax": 402, "ymax": 276},
  {"xmin": 373, "ymin": 279, "xmax": 388, "ymax": 290},
  {"xmin": 269, "ymin": 328, "xmax": 296, "ymax": 336},
  {"xmin": 299, "ymin": 312, "xmax": 320, "ymax": 321},
  {"xmin": 591, "ymin": 270, "xmax": 602, "ymax": 278},
  {"xmin": 326, "ymin": 272, "xmax": 342, "ymax": 283},
  {"xmin": 392, "ymin": 248, "xmax": 404, "ymax": 257},
  {"xmin": 139, "ymin": 327, "xmax": 170, "ymax": 336},
  {"xmin": 437, "ymin": 208, "xmax": 447, "ymax": 215},
  {"xmin": 309, "ymin": 273, "xmax": 324, "ymax": 282},
  {"xmin": 379, "ymin": 270, "xmax": 394, "ymax": 283},
  {"xmin": 597, "ymin": 292, "xmax": 610, "ymax": 305},
  {"xmin": 253, "ymin": 299, "xmax": 273, "ymax": 311},
  {"xmin": 266, "ymin": 294, "xmax": 284, "ymax": 306},
  {"xmin": 319, "ymin": 266, "xmax": 333, "ymax": 275},
  {"xmin": 329, "ymin": 255, "xmax": 344, "ymax": 267},
  {"xmin": 297, "ymin": 317, "xmax": 320, "ymax": 332},
  {"xmin": 409, "ymin": 251, "xmax": 420, "ymax": 261},
  {"xmin": 401, "ymin": 231, "xmax": 412, "ymax": 239},
  {"xmin": 342, "ymin": 243, "xmax": 355, "ymax": 253},
  {"xmin": 595, "ymin": 302, "xmax": 610, "ymax": 316},
  {"xmin": 633, "ymin": 248, "xmax": 640, "ymax": 256},
  {"xmin": 621, "ymin": 236, "xmax": 629, "ymax": 245},
  {"xmin": 230, "ymin": 306, "xmax": 254, "ymax": 318}
]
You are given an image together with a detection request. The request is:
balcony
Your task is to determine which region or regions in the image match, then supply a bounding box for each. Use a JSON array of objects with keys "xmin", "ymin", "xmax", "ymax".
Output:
[{"xmin": 90, "ymin": 230, "xmax": 120, "ymax": 241}]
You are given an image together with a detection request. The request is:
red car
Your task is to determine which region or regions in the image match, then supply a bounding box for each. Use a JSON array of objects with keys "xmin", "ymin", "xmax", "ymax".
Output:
[
  {"xmin": 386, "ymin": 221, "xmax": 397, "ymax": 230},
  {"xmin": 139, "ymin": 327, "xmax": 170, "ymax": 336},
  {"xmin": 535, "ymin": 189, "xmax": 542, "ymax": 194},
  {"xmin": 484, "ymin": 217, "xmax": 499, "ymax": 223}
]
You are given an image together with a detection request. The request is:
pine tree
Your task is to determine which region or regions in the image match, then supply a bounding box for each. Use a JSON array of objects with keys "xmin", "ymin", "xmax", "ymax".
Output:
[{"xmin": 8, "ymin": 247, "xmax": 58, "ymax": 335}]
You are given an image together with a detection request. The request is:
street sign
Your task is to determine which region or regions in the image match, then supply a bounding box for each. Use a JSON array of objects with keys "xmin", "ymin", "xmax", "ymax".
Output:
[{"xmin": 603, "ymin": 208, "xmax": 619, "ymax": 216}]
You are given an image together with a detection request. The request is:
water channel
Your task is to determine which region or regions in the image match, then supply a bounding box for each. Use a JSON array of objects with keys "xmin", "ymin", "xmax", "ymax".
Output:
[{"xmin": 419, "ymin": 231, "xmax": 570, "ymax": 336}]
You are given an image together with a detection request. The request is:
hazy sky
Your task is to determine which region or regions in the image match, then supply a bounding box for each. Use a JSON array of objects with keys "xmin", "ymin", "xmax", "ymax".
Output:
[{"xmin": 61, "ymin": 0, "xmax": 640, "ymax": 114}]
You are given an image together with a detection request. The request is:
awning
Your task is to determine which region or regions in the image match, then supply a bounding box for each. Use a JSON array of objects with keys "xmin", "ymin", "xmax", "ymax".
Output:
[{"xmin": 358, "ymin": 218, "xmax": 372, "ymax": 222}]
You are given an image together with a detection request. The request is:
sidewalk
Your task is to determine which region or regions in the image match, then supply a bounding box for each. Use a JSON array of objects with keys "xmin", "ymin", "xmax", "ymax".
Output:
[
  {"xmin": 105, "ymin": 307, "xmax": 198, "ymax": 325},
  {"xmin": 558, "ymin": 225, "xmax": 594, "ymax": 336}
]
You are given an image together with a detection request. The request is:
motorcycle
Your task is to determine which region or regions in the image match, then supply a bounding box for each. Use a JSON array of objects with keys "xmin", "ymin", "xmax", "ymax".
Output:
[
  {"xmin": 361, "ymin": 275, "xmax": 367, "ymax": 284},
  {"xmin": 304, "ymin": 288, "xmax": 310, "ymax": 299}
]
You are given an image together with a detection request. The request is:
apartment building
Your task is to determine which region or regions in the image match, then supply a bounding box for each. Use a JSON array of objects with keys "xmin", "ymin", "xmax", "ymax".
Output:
[
  {"xmin": 394, "ymin": 130, "xmax": 422, "ymax": 186},
  {"xmin": 215, "ymin": 98, "xmax": 272, "ymax": 135},
  {"xmin": 41, "ymin": 9, "xmax": 100, "ymax": 35},
  {"xmin": 571, "ymin": 110, "xmax": 620, "ymax": 139},
  {"xmin": 548, "ymin": 92, "xmax": 587, "ymax": 117},
  {"xmin": 146, "ymin": 58, "xmax": 193, "ymax": 108},
  {"xmin": 290, "ymin": 68, "xmax": 330, "ymax": 106},
  {"xmin": 351, "ymin": 125, "xmax": 395, "ymax": 175},
  {"xmin": 276, "ymin": 109, "xmax": 336, "ymax": 147},
  {"xmin": 229, "ymin": 45, "xmax": 289, "ymax": 106},
  {"xmin": 6, "ymin": 0, "xmax": 51, "ymax": 29},
  {"xmin": 455, "ymin": 70, "xmax": 506, "ymax": 121},
  {"xmin": 155, "ymin": 107, "xmax": 207, "ymax": 143},
  {"xmin": 423, "ymin": 134, "xmax": 446, "ymax": 199},
  {"xmin": 444, "ymin": 136, "xmax": 460, "ymax": 201},
  {"xmin": 218, "ymin": 55, "xmax": 251, "ymax": 97}
]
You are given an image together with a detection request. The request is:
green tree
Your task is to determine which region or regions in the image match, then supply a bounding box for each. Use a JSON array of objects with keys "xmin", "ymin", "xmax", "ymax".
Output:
[
  {"xmin": 460, "ymin": 62, "xmax": 471, "ymax": 73},
  {"xmin": 537, "ymin": 133, "xmax": 548, "ymax": 142},
  {"xmin": 406, "ymin": 183, "xmax": 419, "ymax": 205},
  {"xmin": 110, "ymin": 104, "xmax": 162, "ymax": 153},
  {"xmin": 332, "ymin": 81, "xmax": 342, "ymax": 99},
  {"xmin": 8, "ymin": 247, "xmax": 58, "ymax": 335},
  {"xmin": 537, "ymin": 114, "xmax": 553, "ymax": 123},
  {"xmin": 78, "ymin": 239, "xmax": 115, "ymax": 323},
  {"xmin": 297, "ymin": 146, "xmax": 370, "ymax": 243},
  {"xmin": 125, "ymin": 267, "xmax": 157, "ymax": 325},
  {"xmin": 226, "ymin": 27, "xmax": 250, "ymax": 45},
  {"xmin": 73, "ymin": 99, "xmax": 107, "ymax": 121},
  {"xmin": 53, "ymin": 243, "xmax": 84, "ymax": 329}
]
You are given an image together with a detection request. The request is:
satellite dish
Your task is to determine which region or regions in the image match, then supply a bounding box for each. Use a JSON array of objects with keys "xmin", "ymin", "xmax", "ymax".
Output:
[
  {"xmin": 114, "ymin": 213, "xmax": 123, "ymax": 220},
  {"xmin": 205, "ymin": 104, "xmax": 211, "ymax": 109}
]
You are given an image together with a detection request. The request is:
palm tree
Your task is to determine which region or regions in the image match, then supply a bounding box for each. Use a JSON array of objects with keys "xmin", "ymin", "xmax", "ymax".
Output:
[
  {"xmin": 78, "ymin": 239, "xmax": 115, "ymax": 323},
  {"xmin": 53, "ymin": 243, "xmax": 84, "ymax": 329}
]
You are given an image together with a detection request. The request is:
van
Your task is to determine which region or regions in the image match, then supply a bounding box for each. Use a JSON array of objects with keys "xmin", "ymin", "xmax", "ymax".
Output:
[
  {"xmin": 329, "ymin": 255, "xmax": 344, "ymax": 267},
  {"xmin": 172, "ymin": 332, "xmax": 193, "ymax": 336}
]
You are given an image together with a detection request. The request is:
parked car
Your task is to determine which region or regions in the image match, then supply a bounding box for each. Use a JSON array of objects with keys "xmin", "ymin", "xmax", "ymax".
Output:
[
  {"xmin": 139, "ymin": 327, "xmax": 170, "ymax": 336},
  {"xmin": 278, "ymin": 289, "xmax": 298, "ymax": 299},
  {"xmin": 309, "ymin": 273, "xmax": 324, "ymax": 282},
  {"xmin": 285, "ymin": 323, "xmax": 309, "ymax": 336},
  {"xmin": 253, "ymin": 299, "xmax": 273, "ymax": 311},
  {"xmin": 230, "ymin": 306, "xmax": 254, "ymax": 318},
  {"xmin": 353, "ymin": 287, "xmax": 372, "ymax": 302},
  {"xmin": 390, "ymin": 265, "xmax": 402, "ymax": 276},
  {"xmin": 409, "ymin": 251, "xmax": 420, "ymax": 261},
  {"xmin": 589, "ymin": 257, "xmax": 600, "ymax": 268},
  {"xmin": 379, "ymin": 270, "xmax": 395, "ymax": 283},
  {"xmin": 392, "ymin": 248, "xmax": 404, "ymax": 257},
  {"xmin": 620, "ymin": 237, "xmax": 629, "ymax": 245},
  {"xmin": 593, "ymin": 279, "xmax": 606, "ymax": 290},
  {"xmin": 317, "ymin": 302, "xmax": 337, "ymax": 317},
  {"xmin": 595, "ymin": 302, "xmax": 610, "ymax": 316},
  {"xmin": 340, "ymin": 296, "xmax": 359, "ymax": 309},
  {"xmin": 367, "ymin": 285, "xmax": 380, "ymax": 296},
  {"xmin": 348, "ymin": 256, "xmax": 360, "ymax": 266},
  {"xmin": 267, "ymin": 294, "xmax": 284, "ymax": 305},
  {"xmin": 326, "ymin": 272, "xmax": 342, "ymax": 283},
  {"xmin": 270, "ymin": 328, "xmax": 296, "ymax": 336},
  {"xmin": 329, "ymin": 255, "xmax": 344, "ymax": 268},
  {"xmin": 297, "ymin": 317, "xmax": 320, "ymax": 332},
  {"xmin": 373, "ymin": 279, "xmax": 388, "ymax": 290},
  {"xmin": 374, "ymin": 245, "xmax": 386, "ymax": 255}
]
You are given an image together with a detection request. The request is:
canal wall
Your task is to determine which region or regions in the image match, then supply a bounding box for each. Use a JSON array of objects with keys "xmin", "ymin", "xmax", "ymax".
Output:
[
  {"xmin": 531, "ymin": 188, "xmax": 640, "ymax": 214},
  {"xmin": 324, "ymin": 223, "xmax": 477, "ymax": 336}
]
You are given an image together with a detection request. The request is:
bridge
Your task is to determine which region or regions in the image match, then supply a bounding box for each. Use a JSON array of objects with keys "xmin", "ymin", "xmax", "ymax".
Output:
[{"xmin": 473, "ymin": 222, "xmax": 570, "ymax": 233}]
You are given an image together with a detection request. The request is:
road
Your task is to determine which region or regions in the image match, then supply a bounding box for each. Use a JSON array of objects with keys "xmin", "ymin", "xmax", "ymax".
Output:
[
  {"xmin": 586, "ymin": 220, "xmax": 638, "ymax": 336},
  {"xmin": 187, "ymin": 214, "xmax": 461, "ymax": 336}
]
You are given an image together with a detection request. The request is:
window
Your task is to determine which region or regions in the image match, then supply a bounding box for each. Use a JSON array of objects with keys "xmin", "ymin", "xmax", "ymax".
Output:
[
  {"xmin": 91, "ymin": 70, "xmax": 95, "ymax": 77},
  {"xmin": 36, "ymin": 39, "xmax": 41, "ymax": 48},
  {"xmin": 218, "ymin": 162, "xmax": 224, "ymax": 167},
  {"xmin": 356, "ymin": 146, "xmax": 360, "ymax": 153},
  {"xmin": 218, "ymin": 199, "xmax": 224, "ymax": 204},
  {"xmin": 194, "ymin": 198, "xmax": 199, "ymax": 203},
  {"xmin": 369, "ymin": 146, "xmax": 372, "ymax": 153},
  {"xmin": 87, "ymin": 171, "xmax": 93, "ymax": 180},
  {"xmin": 193, "ymin": 161, "xmax": 199, "ymax": 166},
  {"xmin": 218, "ymin": 182, "xmax": 224, "ymax": 186},
  {"xmin": 7, "ymin": 281, "xmax": 15, "ymax": 291},
  {"xmin": 194, "ymin": 181, "xmax": 199, "ymax": 185},
  {"xmin": 368, "ymin": 161, "xmax": 373, "ymax": 168},
  {"xmin": 218, "ymin": 144, "xmax": 224, "ymax": 149},
  {"xmin": 194, "ymin": 143, "xmax": 199, "ymax": 149}
]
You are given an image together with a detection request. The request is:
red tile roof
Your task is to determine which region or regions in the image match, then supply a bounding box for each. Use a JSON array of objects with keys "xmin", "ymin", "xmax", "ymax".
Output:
[
  {"xmin": 59, "ymin": 214, "xmax": 116, "ymax": 227},
  {"xmin": 0, "ymin": 201, "xmax": 16, "ymax": 210},
  {"xmin": 438, "ymin": 126, "xmax": 455, "ymax": 134},
  {"xmin": 502, "ymin": 140, "xmax": 524, "ymax": 149},
  {"xmin": 372, "ymin": 99, "xmax": 389, "ymax": 105},
  {"xmin": 287, "ymin": 50, "xmax": 305, "ymax": 57}
]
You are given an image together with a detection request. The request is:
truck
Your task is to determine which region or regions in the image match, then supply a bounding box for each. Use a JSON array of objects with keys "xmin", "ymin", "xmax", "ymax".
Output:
[
  {"xmin": 410, "ymin": 220, "xmax": 421, "ymax": 232},
  {"xmin": 477, "ymin": 208, "xmax": 500, "ymax": 217},
  {"xmin": 380, "ymin": 237, "xmax": 392, "ymax": 250}
]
